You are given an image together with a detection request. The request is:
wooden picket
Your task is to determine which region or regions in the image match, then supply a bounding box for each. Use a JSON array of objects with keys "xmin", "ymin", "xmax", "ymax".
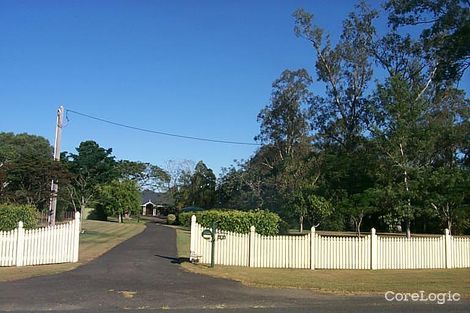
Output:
[
  {"xmin": 189, "ymin": 215, "xmax": 470, "ymax": 270},
  {"xmin": 0, "ymin": 212, "xmax": 80, "ymax": 267}
]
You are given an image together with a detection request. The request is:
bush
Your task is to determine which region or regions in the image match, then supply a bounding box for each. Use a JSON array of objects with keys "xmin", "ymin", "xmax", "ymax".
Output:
[
  {"xmin": 87, "ymin": 208, "xmax": 107, "ymax": 221},
  {"xmin": 0, "ymin": 203, "xmax": 38, "ymax": 231},
  {"xmin": 167, "ymin": 214, "xmax": 176, "ymax": 225},
  {"xmin": 179, "ymin": 209, "xmax": 281, "ymax": 236},
  {"xmin": 178, "ymin": 211, "xmax": 192, "ymax": 226}
]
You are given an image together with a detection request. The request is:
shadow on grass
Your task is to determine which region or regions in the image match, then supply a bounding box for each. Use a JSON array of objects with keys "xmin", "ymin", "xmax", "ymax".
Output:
[
  {"xmin": 154, "ymin": 254, "xmax": 190, "ymax": 264},
  {"xmin": 80, "ymin": 230, "xmax": 113, "ymax": 239}
]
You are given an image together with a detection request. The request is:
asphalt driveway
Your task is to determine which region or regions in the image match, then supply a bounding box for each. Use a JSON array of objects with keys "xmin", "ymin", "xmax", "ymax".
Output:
[{"xmin": 0, "ymin": 223, "xmax": 468, "ymax": 313}]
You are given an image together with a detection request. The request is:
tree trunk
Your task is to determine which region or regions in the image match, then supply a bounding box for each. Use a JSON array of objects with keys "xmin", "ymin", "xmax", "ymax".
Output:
[
  {"xmin": 446, "ymin": 203, "xmax": 452, "ymax": 235},
  {"xmin": 406, "ymin": 219, "xmax": 411, "ymax": 239},
  {"xmin": 299, "ymin": 215, "xmax": 304, "ymax": 233},
  {"xmin": 80, "ymin": 203, "xmax": 86, "ymax": 232},
  {"xmin": 118, "ymin": 213, "xmax": 122, "ymax": 223},
  {"xmin": 400, "ymin": 143, "xmax": 412, "ymax": 239}
]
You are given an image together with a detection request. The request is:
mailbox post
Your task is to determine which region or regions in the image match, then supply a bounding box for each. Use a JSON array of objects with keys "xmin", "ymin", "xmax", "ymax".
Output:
[
  {"xmin": 201, "ymin": 222, "xmax": 226, "ymax": 268},
  {"xmin": 201, "ymin": 223, "xmax": 217, "ymax": 268},
  {"xmin": 210, "ymin": 223, "xmax": 216, "ymax": 268}
]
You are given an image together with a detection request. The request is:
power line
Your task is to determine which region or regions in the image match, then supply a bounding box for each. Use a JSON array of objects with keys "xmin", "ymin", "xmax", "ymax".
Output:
[{"xmin": 66, "ymin": 109, "xmax": 261, "ymax": 146}]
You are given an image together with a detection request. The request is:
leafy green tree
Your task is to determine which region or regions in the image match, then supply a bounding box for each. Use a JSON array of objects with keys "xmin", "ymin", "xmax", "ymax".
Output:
[
  {"xmin": 371, "ymin": 5, "xmax": 469, "ymax": 235},
  {"xmin": 117, "ymin": 160, "xmax": 170, "ymax": 191},
  {"xmin": 339, "ymin": 189, "xmax": 378, "ymax": 236},
  {"xmin": 189, "ymin": 161, "xmax": 217, "ymax": 209},
  {"xmin": 372, "ymin": 74, "xmax": 433, "ymax": 236},
  {"xmin": 96, "ymin": 180, "xmax": 141, "ymax": 223},
  {"xmin": 294, "ymin": 2, "xmax": 377, "ymax": 147},
  {"xmin": 163, "ymin": 159, "xmax": 195, "ymax": 208},
  {"xmin": 254, "ymin": 68, "xmax": 321, "ymax": 221},
  {"xmin": 426, "ymin": 88, "xmax": 469, "ymax": 167},
  {"xmin": 64, "ymin": 141, "xmax": 117, "ymax": 215},
  {"xmin": 0, "ymin": 132, "xmax": 52, "ymax": 161},
  {"xmin": 289, "ymin": 187, "xmax": 332, "ymax": 232},
  {"xmin": 420, "ymin": 167, "xmax": 470, "ymax": 234},
  {"xmin": 291, "ymin": 3, "xmax": 380, "ymax": 232},
  {"xmin": 173, "ymin": 169, "xmax": 193, "ymax": 209},
  {"xmin": 175, "ymin": 161, "xmax": 216, "ymax": 209},
  {"xmin": 217, "ymin": 165, "xmax": 250, "ymax": 209},
  {"xmin": 216, "ymin": 0, "xmax": 469, "ymax": 236},
  {"xmin": 239, "ymin": 147, "xmax": 278, "ymax": 210},
  {"xmin": 386, "ymin": 0, "xmax": 470, "ymax": 81},
  {"xmin": 255, "ymin": 69, "xmax": 312, "ymax": 160},
  {"xmin": 4, "ymin": 154, "xmax": 69, "ymax": 209},
  {"xmin": 0, "ymin": 132, "xmax": 68, "ymax": 210}
]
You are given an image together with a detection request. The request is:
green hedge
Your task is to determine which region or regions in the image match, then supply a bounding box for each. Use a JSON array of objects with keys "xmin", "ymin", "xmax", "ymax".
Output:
[
  {"xmin": 0, "ymin": 204, "xmax": 38, "ymax": 231},
  {"xmin": 179, "ymin": 209, "xmax": 281, "ymax": 236}
]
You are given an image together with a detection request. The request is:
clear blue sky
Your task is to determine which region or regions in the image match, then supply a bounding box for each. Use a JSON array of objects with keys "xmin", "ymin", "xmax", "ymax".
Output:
[{"xmin": 1, "ymin": 0, "xmax": 468, "ymax": 176}]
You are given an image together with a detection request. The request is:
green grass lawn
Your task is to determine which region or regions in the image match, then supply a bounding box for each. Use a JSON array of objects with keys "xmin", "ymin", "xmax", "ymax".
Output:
[
  {"xmin": 176, "ymin": 227, "xmax": 191, "ymax": 259},
  {"xmin": 0, "ymin": 219, "xmax": 145, "ymax": 282},
  {"xmin": 176, "ymin": 227, "xmax": 470, "ymax": 297}
]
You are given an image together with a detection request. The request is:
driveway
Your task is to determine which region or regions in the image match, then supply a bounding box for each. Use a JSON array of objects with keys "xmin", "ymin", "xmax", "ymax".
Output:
[{"xmin": 1, "ymin": 223, "xmax": 468, "ymax": 313}]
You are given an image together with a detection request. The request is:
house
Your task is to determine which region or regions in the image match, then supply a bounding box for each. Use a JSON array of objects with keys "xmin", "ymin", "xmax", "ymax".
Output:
[{"xmin": 140, "ymin": 190, "xmax": 173, "ymax": 216}]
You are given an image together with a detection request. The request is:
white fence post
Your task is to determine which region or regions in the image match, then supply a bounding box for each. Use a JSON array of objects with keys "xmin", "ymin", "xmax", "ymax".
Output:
[
  {"xmin": 310, "ymin": 226, "xmax": 315, "ymax": 270},
  {"xmin": 249, "ymin": 226, "xmax": 255, "ymax": 267},
  {"xmin": 445, "ymin": 228, "xmax": 452, "ymax": 269},
  {"xmin": 15, "ymin": 221, "xmax": 25, "ymax": 267},
  {"xmin": 73, "ymin": 212, "xmax": 81, "ymax": 262},
  {"xmin": 371, "ymin": 228, "xmax": 377, "ymax": 270},
  {"xmin": 190, "ymin": 215, "xmax": 196, "ymax": 261}
]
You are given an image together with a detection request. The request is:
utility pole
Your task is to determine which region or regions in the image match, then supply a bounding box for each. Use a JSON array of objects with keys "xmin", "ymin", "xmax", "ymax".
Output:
[{"xmin": 48, "ymin": 106, "xmax": 65, "ymax": 226}]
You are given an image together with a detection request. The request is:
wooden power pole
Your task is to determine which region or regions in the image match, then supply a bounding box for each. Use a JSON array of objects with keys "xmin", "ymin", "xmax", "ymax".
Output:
[{"xmin": 48, "ymin": 106, "xmax": 65, "ymax": 226}]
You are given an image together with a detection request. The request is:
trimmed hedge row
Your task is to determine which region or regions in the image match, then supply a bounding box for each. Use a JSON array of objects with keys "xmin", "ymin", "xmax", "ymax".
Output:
[
  {"xmin": 0, "ymin": 203, "xmax": 38, "ymax": 231},
  {"xmin": 179, "ymin": 209, "xmax": 281, "ymax": 236}
]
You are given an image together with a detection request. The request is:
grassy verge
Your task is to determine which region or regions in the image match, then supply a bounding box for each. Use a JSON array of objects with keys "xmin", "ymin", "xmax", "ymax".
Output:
[
  {"xmin": 176, "ymin": 229, "xmax": 470, "ymax": 297},
  {"xmin": 0, "ymin": 219, "xmax": 145, "ymax": 282},
  {"xmin": 175, "ymin": 227, "xmax": 191, "ymax": 259}
]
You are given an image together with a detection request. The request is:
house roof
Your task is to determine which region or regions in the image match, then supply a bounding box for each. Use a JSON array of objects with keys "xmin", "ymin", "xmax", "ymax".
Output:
[{"xmin": 140, "ymin": 190, "xmax": 174, "ymax": 206}]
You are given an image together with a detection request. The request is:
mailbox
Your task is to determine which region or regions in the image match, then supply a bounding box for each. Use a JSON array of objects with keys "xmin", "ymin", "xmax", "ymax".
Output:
[{"xmin": 202, "ymin": 229, "xmax": 212, "ymax": 240}]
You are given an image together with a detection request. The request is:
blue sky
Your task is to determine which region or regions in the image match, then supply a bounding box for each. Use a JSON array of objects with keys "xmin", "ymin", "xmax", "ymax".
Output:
[{"xmin": 1, "ymin": 0, "xmax": 468, "ymax": 176}]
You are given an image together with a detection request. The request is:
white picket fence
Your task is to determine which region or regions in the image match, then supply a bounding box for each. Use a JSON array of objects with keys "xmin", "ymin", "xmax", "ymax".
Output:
[
  {"xmin": 0, "ymin": 212, "xmax": 80, "ymax": 267},
  {"xmin": 189, "ymin": 216, "xmax": 470, "ymax": 270}
]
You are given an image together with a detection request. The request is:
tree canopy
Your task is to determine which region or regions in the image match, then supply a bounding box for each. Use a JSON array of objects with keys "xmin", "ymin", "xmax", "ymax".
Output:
[
  {"xmin": 2, "ymin": 0, "xmax": 468, "ymax": 234},
  {"xmin": 216, "ymin": 0, "xmax": 470, "ymax": 235}
]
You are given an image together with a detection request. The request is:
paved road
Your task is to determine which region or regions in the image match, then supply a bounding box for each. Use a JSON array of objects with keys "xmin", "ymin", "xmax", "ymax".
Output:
[{"xmin": 1, "ymin": 223, "xmax": 468, "ymax": 312}]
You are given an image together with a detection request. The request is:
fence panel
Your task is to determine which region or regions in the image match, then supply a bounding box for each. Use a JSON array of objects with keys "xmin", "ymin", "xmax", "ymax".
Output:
[
  {"xmin": 0, "ymin": 212, "xmax": 80, "ymax": 267},
  {"xmin": 190, "ymin": 216, "xmax": 470, "ymax": 270},
  {"xmin": 0, "ymin": 229, "xmax": 17, "ymax": 266},
  {"xmin": 251, "ymin": 234, "xmax": 310, "ymax": 269},
  {"xmin": 377, "ymin": 235, "xmax": 445, "ymax": 269},
  {"xmin": 452, "ymin": 236, "xmax": 470, "ymax": 268},
  {"xmin": 314, "ymin": 234, "xmax": 370, "ymax": 269},
  {"xmin": 214, "ymin": 229, "xmax": 249, "ymax": 266}
]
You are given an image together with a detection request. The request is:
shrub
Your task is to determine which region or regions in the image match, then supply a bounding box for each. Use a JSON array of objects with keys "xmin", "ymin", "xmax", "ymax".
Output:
[
  {"xmin": 179, "ymin": 209, "xmax": 281, "ymax": 236},
  {"xmin": 0, "ymin": 203, "xmax": 38, "ymax": 231},
  {"xmin": 178, "ymin": 211, "xmax": 192, "ymax": 226},
  {"xmin": 167, "ymin": 214, "xmax": 176, "ymax": 225},
  {"xmin": 87, "ymin": 208, "xmax": 107, "ymax": 221}
]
